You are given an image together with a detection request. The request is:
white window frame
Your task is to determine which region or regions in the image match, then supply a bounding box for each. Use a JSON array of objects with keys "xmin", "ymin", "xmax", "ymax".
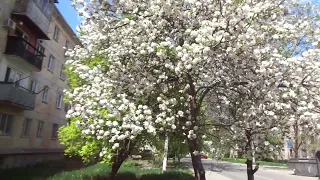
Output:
[
  {"xmin": 0, "ymin": 113, "xmax": 14, "ymax": 136},
  {"xmin": 21, "ymin": 118, "xmax": 32, "ymax": 137},
  {"xmin": 36, "ymin": 121, "xmax": 44, "ymax": 138},
  {"xmin": 6, "ymin": 67, "xmax": 22, "ymax": 86},
  {"xmin": 60, "ymin": 64, "xmax": 66, "ymax": 80},
  {"xmin": 15, "ymin": 28, "xmax": 29, "ymax": 49},
  {"xmin": 53, "ymin": 25, "xmax": 60, "ymax": 41},
  {"xmin": 29, "ymin": 80, "xmax": 38, "ymax": 93},
  {"xmin": 42, "ymin": 88, "xmax": 49, "ymax": 103},
  {"xmin": 55, "ymin": 94, "xmax": 63, "ymax": 109},
  {"xmin": 47, "ymin": 55, "xmax": 55, "ymax": 72},
  {"xmin": 64, "ymin": 39, "xmax": 69, "ymax": 56},
  {"xmin": 35, "ymin": 43, "xmax": 45, "ymax": 57}
]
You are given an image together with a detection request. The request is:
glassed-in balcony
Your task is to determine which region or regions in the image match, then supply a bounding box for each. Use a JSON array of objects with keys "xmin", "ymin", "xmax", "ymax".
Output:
[
  {"xmin": 0, "ymin": 82, "xmax": 36, "ymax": 110},
  {"xmin": 4, "ymin": 36, "xmax": 45, "ymax": 71}
]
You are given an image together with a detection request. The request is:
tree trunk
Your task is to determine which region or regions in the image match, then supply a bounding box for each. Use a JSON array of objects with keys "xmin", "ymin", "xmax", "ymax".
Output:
[
  {"xmin": 293, "ymin": 120, "xmax": 299, "ymax": 158},
  {"xmin": 110, "ymin": 160, "xmax": 123, "ymax": 180},
  {"xmin": 246, "ymin": 159, "xmax": 254, "ymax": 180},
  {"xmin": 185, "ymin": 74, "xmax": 206, "ymax": 180},
  {"xmin": 187, "ymin": 138, "xmax": 206, "ymax": 180},
  {"xmin": 162, "ymin": 133, "xmax": 169, "ymax": 172},
  {"xmin": 110, "ymin": 139, "xmax": 135, "ymax": 180},
  {"xmin": 245, "ymin": 130, "xmax": 259, "ymax": 180},
  {"xmin": 191, "ymin": 154, "xmax": 206, "ymax": 180},
  {"xmin": 246, "ymin": 159, "xmax": 259, "ymax": 180}
]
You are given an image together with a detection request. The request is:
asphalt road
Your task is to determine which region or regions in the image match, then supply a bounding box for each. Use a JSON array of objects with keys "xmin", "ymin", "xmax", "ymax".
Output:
[{"xmin": 181, "ymin": 158, "xmax": 318, "ymax": 180}]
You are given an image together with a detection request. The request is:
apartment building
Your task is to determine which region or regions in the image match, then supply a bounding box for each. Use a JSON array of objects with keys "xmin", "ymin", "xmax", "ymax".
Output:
[{"xmin": 0, "ymin": 0, "xmax": 80, "ymax": 168}]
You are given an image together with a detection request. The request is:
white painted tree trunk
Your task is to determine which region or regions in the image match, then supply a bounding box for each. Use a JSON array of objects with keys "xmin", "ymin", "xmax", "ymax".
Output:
[{"xmin": 162, "ymin": 133, "xmax": 169, "ymax": 172}]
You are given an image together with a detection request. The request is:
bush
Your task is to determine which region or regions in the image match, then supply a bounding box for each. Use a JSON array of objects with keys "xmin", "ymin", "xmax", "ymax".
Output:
[{"xmin": 58, "ymin": 119, "xmax": 102, "ymax": 163}]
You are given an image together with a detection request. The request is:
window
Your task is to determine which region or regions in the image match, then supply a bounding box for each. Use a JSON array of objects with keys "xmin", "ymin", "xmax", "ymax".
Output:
[
  {"xmin": 53, "ymin": 25, "xmax": 60, "ymax": 41},
  {"xmin": 47, "ymin": 55, "xmax": 55, "ymax": 72},
  {"xmin": 36, "ymin": 121, "xmax": 44, "ymax": 138},
  {"xmin": 15, "ymin": 28, "xmax": 29, "ymax": 48},
  {"xmin": 35, "ymin": 43, "xmax": 45, "ymax": 60},
  {"xmin": 21, "ymin": 118, "xmax": 32, "ymax": 137},
  {"xmin": 29, "ymin": 80, "xmax": 37, "ymax": 93},
  {"xmin": 64, "ymin": 40, "xmax": 69, "ymax": 55},
  {"xmin": 51, "ymin": 123, "xmax": 59, "ymax": 139},
  {"xmin": 4, "ymin": 67, "xmax": 22, "ymax": 86},
  {"xmin": 34, "ymin": 0, "xmax": 54, "ymax": 18},
  {"xmin": 56, "ymin": 94, "xmax": 63, "ymax": 109},
  {"xmin": 60, "ymin": 64, "xmax": 66, "ymax": 80},
  {"xmin": 42, "ymin": 88, "xmax": 49, "ymax": 103},
  {"xmin": 0, "ymin": 113, "xmax": 14, "ymax": 135}
]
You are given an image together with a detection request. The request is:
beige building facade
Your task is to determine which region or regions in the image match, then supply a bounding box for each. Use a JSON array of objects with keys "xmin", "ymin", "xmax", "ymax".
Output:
[{"xmin": 0, "ymin": 0, "xmax": 79, "ymax": 168}]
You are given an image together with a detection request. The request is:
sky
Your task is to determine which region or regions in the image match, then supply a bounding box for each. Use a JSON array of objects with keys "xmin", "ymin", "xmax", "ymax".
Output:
[
  {"xmin": 55, "ymin": 0, "xmax": 317, "ymax": 34},
  {"xmin": 56, "ymin": 0, "xmax": 81, "ymax": 34}
]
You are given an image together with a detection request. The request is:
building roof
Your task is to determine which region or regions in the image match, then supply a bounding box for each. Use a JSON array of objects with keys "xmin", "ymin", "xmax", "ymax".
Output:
[{"xmin": 52, "ymin": 5, "xmax": 81, "ymax": 46}]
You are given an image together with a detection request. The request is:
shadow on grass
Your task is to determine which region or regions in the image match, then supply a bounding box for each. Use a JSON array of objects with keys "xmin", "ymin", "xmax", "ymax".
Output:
[
  {"xmin": 83, "ymin": 172, "xmax": 138, "ymax": 180},
  {"xmin": 68, "ymin": 170, "xmax": 193, "ymax": 180},
  {"xmin": 139, "ymin": 171, "xmax": 194, "ymax": 180},
  {"xmin": 0, "ymin": 159, "xmax": 193, "ymax": 180},
  {"xmin": 0, "ymin": 158, "xmax": 87, "ymax": 180}
]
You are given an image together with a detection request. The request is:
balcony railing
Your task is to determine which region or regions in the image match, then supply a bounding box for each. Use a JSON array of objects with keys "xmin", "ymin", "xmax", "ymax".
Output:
[
  {"xmin": 0, "ymin": 82, "xmax": 36, "ymax": 110},
  {"xmin": 4, "ymin": 36, "xmax": 45, "ymax": 71}
]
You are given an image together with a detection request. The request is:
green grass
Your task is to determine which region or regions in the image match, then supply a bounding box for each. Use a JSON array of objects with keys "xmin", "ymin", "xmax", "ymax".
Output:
[
  {"xmin": 221, "ymin": 158, "xmax": 288, "ymax": 167},
  {"xmin": 0, "ymin": 161, "xmax": 192, "ymax": 180}
]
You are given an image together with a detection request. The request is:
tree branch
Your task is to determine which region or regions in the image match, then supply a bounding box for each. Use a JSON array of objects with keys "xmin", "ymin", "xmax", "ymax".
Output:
[{"xmin": 253, "ymin": 163, "xmax": 259, "ymax": 174}]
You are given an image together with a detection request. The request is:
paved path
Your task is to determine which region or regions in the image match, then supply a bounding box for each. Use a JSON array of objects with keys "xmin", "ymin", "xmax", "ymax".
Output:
[{"xmin": 181, "ymin": 158, "xmax": 318, "ymax": 180}]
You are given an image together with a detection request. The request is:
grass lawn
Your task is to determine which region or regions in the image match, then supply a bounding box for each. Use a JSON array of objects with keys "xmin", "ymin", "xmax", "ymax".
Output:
[
  {"xmin": 0, "ymin": 160, "xmax": 192, "ymax": 180},
  {"xmin": 221, "ymin": 158, "xmax": 288, "ymax": 167}
]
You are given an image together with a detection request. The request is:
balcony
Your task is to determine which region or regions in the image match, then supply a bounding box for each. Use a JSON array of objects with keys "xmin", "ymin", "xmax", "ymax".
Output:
[
  {"xmin": 12, "ymin": 0, "xmax": 59, "ymax": 40},
  {"xmin": 4, "ymin": 36, "xmax": 44, "ymax": 71},
  {"xmin": 0, "ymin": 82, "xmax": 36, "ymax": 110}
]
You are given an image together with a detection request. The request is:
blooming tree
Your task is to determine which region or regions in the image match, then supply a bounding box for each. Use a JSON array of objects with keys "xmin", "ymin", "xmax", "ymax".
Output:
[
  {"xmin": 66, "ymin": 0, "xmax": 320, "ymax": 179},
  {"xmin": 279, "ymin": 50, "xmax": 320, "ymax": 158}
]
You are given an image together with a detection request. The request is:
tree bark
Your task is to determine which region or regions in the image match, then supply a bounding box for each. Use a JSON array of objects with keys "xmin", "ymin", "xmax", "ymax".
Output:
[
  {"xmin": 110, "ymin": 139, "xmax": 135, "ymax": 180},
  {"xmin": 162, "ymin": 133, "xmax": 169, "ymax": 172},
  {"xmin": 293, "ymin": 120, "xmax": 299, "ymax": 158},
  {"xmin": 187, "ymin": 139, "xmax": 206, "ymax": 180},
  {"xmin": 110, "ymin": 160, "xmax": 123, "ymax": 180},
  {"xmin": 186, "ymin": 73, "xmax": 206, "ymax": 180},
  {"xmin": 246, "ymin": 159, "xmax": 259, "ymax": 180},
  {"xmin": 245, "ymin": 130, "xmax": 259, "ymax": 180},
  {"xmin": 247, "ymin": 159, "xmax": 254, "ymax": 180},
  {"xmin": 191, "ymin": 154, "xmax": 206, "ymax": 180}
]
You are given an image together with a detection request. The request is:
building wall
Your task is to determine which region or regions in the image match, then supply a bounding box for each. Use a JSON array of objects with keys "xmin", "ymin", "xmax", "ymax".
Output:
[
  {"xmin": 0, "ymin": 2, "xmax": 80, "ymax": 169},
  {"xmin": 26, "ymin": 5, "xmax": 80, "ymax": 148},
  {"xmin": 0, "ymin": 0, "xmax": 15, "ymax": 72},
  {"xmin": 21, "ymin": 5, "xmax": 81, "ymax": 151}
]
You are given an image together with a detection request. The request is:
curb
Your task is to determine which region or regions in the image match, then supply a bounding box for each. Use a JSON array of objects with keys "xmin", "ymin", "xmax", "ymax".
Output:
[{"xmin": 220, "ymin": 161, "xmax": 288, "ymax": 169}]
